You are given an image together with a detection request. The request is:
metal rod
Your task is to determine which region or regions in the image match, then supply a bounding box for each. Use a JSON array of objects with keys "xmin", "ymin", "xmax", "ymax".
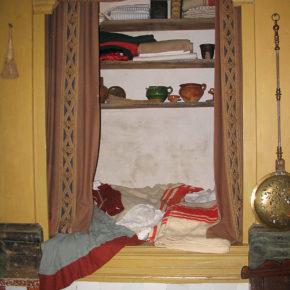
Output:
[{"xmin": 272, "ymin": 13, "xmax": 285, "ymax": 172}]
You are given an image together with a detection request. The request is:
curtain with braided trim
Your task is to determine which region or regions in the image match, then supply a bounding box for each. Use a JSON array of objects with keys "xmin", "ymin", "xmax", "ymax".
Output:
[
  {"xmin": 46, "ymin": 0, "xmax": 100, "ymax": 237},
  {"xmin": 207, "ymin": 0, "xmax": 243, "ymax": 243}
]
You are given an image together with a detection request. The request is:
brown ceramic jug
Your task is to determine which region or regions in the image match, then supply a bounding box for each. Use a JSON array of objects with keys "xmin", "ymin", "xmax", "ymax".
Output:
[
  {"xmin": 179, "ymin": 83, "xmax": 207, "ymax": 102},
  {"xmin": 99, "ymin": 77, "xmax": 108, "ymax": 103}
]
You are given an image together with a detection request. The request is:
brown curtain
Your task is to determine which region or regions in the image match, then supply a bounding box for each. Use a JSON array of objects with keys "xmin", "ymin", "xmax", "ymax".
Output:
[
  {"xmin": 46, "ymin": 0, "xmax": 100, "ymax": 237},
  {"xmin": 45, "ymin": 0, "xmax": 243, "ymax": 242},
  {"xmin": 207, "ymin": 0, "xmax": 243, "ymax": 243}
]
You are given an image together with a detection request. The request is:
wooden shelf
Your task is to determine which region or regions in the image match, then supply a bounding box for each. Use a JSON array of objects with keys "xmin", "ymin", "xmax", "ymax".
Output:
[
  {"xmin": 99, "ymin": 18, "xmax": 215, "ymax": 32},
  {"xmin": 100, "ymin": 59, "xmax": 214, "ymax": 69},
  {"xmin": 101, "ymin": 101, "xmax": 214, "ymax": 109},
  {"xmin": 100, "ymin": 18, "xmax": 215, "ymax": 107}
]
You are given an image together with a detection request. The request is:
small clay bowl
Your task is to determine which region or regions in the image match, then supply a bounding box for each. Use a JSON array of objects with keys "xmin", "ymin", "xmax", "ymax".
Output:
[{"xmin": 168, "ymin": 95, "xmax": 181, "ymax": 103}]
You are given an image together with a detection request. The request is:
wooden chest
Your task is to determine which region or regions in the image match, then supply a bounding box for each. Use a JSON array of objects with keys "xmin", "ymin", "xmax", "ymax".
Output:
[
  {"xmin": 248, "ymin": 223, "xmax": 290, "ymax": 269},
  {"xmin": 0, "ymin": 223, "xmax": 43, "ymax": 278}
]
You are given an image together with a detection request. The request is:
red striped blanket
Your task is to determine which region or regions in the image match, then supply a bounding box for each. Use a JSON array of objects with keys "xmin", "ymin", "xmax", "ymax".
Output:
[
  {"xmin": 161, "ymin": 203, "xmax": 218, "ymax": 225},
  {"xmin": 160, "ymin": 184, "xmax": 203, "ymax": 211},
  {"xmin": 148, "ymin": 184, "xmax": 204, "ymax": 242}
]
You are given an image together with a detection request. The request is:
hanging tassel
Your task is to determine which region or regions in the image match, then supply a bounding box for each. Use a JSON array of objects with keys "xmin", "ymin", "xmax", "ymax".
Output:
[{"xmin": 1, "ymin": 23, "xmax": 19, "ymax": 79}]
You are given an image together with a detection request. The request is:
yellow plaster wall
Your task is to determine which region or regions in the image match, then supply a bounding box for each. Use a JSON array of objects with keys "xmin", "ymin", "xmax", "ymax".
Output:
[
  {"xmin": 0, "ymin": 0, "xmax": 48, "ymax": 239},
  {"xmin": 255, "ymin": 0, "xmax": 290, "ymax": 177},
  {"xmin": 0, "ymin": 0, "xmax": 35, "ymax": 222},
  {"xmin": 241, "ymin": 0, "xmax": 290, "ymax": 241},
  {"xmin": 240, "ymin": 2, "xmax": 257, "ymax": 242},
  {"xmin": 0, "ymin": 0, "xmax": 289, "ymax": 249}
]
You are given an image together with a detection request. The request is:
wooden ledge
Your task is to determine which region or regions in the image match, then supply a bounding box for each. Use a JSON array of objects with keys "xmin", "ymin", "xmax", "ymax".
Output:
[
  {"xmin": 80, "ymin": 244, "xmax": 249, "ymax": 284},
  {"xmin": 232, "ymin": 0, "xmax": 254, "ymax": 6},
  {"xmin": 33, "ymin": 0, "xmax": 59, "ymax": 14}
]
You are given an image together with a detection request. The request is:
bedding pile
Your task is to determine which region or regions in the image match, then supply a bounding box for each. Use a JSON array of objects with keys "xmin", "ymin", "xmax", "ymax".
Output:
[
  {"xmin": 39, "ymin": 182, "xmax": 230, "ymax": 290},
  {"xmin": 94, "ymin": 182, "xmax": 230, "ymax": 253}
]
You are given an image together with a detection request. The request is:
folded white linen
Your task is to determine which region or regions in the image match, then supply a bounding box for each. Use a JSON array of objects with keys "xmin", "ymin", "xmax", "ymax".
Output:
[
  {"xmin": 109, "ymin": 12, "xmax": 150, "ymax": 20},
  {"xmin": 102, "ymin": 4, "xmax": 150, "ymax": 20},
  {"xmin": 155, "ymin": 219, "xmax": 231, "ymax": 253},
  {"xmin": 183, "ymin": 6, "xmax": 215, "ymax": 18},
  {"xmin": 182, "ymin": 0, "xmax": 216, "ymax": 12},
  {"xmin": 116, "ymin": 204, "xmax": 164, "ymax": 240},
  {"xmin": 133, "ymin": 53, "xmax": 198, "ymax": 61},
  {"xmin": 138, "ymin": 50, "xmax": 191, "ymax": 58},
  {"xmin": 185, "ymin": 188, "xmax": 216, "ymax": 203}
]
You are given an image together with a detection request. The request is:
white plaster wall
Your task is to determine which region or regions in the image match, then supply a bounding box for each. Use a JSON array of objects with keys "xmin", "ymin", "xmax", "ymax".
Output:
[
  {"xmin": 4, "ymin": 283, "xmax": 250, "ymax": 290},
  {"xmin": 95, "ymin": 106, "xmax": 214, "ymax": 188},
  {"xmin": 63, "ymin": 282, "xmax": 249, "ymax": 290},
  {"xmin": 95, "ymin": 29, "xmax": 215, "ymax": 190}
]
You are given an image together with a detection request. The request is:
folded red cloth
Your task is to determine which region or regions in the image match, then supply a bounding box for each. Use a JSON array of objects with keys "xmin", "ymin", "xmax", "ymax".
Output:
[
  {"xmin": 100, "ymin": 41, "xmax": 138, "ymax": 56},
  {"xmin": 100, "ymin": 53, "xmax": 129, "ymax": 61},
  {"xmin": 93, "ymin": 184, "xmax": 124, "ymax": 216},
  {"xmin": 100, "ymin": 41, "xmax": 138, "ymax": 60}
]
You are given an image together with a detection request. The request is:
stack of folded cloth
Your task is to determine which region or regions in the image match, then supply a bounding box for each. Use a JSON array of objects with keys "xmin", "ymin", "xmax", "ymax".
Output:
[
  {"xmin": 104, "ymin": 4, "xmax": 150, "ymax": 20},
  {"xmin": 100, "ymin": 31, "xmax": 156, "ymax": 61},
  {"xmin": 153, "ymin": 184, "xmax": 231, "ymax": 254},
  {"xmin": 182, "ymin": 0, "xmax": 216, "ymax": 19},
  {"xmin": 133, "ymin": 39, "xmax": 198, "ymax": 61},
  {"xmin": 154, "ymin": 201, "xmax": 231, "ymax": 253}
]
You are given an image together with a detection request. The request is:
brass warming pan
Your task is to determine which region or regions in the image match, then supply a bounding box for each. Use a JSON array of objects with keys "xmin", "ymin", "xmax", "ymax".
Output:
[{"xmin": 251, "ymin": 13, "xmax": 290, "ymax": 231}]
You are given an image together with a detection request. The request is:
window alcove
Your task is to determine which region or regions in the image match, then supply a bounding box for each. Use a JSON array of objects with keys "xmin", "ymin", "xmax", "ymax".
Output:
[
  {"xmin": 44, "ymin": 0, "xmax": 246, "ymax": 284},
  {"xmin": 87, "ymin": 0, "xmax": 245, "ymax": 283}
]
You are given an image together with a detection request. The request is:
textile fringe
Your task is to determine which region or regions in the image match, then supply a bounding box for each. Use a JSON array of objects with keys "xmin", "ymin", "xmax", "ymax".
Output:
[{"xmin": 1, "ymin": 24, "xmax": 18, "ymax": 79}]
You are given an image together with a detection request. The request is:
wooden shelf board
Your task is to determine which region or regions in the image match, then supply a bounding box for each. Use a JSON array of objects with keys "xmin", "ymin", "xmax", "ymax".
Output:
[
  {"xmin": 101, "ymin": 101, "xmax": 214, "ymax": 109},
  {"xmin": 100, "ymin": 59, "xmax": 215, "ymax": 69},
  {"xmin": 99, "ymin": 18, "xmax": 215, "ymax": 32}
]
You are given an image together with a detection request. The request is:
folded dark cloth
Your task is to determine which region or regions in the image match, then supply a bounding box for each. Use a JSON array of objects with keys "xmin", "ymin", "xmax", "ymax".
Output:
[{"xmin": 100, "ymin": 31, "xmax": 156, "ymax": 44}]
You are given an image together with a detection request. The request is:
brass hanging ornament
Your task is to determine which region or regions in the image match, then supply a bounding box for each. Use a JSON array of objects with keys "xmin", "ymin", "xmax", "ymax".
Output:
[
  {"xmin": 251, "ymin": 13, "xmax": 290, "ymax": 231},
  {"xmin": 1, "ymin": 23, "xmax": 19, "ymax": 79}
]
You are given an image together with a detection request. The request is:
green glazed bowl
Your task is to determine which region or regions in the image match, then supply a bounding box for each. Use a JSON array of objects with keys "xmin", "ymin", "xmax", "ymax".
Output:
[{"xmin": 146, "ymin": 86, "xmax": 173, "ymax": 102}]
